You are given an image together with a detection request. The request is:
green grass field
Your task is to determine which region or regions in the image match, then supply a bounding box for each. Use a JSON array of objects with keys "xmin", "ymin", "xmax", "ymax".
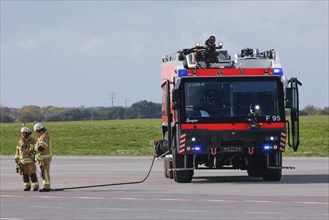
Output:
[
  {"xmin": 1, "ymin": 116, "xmax": 328, "ymax": 157},
  {"xmin": 289, "ymin": 115, "xmax": 329, "ymax": 157}
]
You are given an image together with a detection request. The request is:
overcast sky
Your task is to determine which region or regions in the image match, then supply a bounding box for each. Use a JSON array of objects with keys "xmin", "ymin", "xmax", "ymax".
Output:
[{"xmin": 1, "ymin": 1, "xmax": 328, "ymax": 108}]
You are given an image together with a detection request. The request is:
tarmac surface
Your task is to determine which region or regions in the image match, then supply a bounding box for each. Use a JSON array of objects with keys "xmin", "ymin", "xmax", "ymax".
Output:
[{"xmin": 0, "ymin": 156, "xmax": 328, "ymax": 220}]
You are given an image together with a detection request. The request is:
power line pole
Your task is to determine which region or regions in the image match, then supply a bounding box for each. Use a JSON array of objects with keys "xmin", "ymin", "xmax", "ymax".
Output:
[{"xmin": 109, "ymin": 90, "xmax": 116, "ymax": 107}]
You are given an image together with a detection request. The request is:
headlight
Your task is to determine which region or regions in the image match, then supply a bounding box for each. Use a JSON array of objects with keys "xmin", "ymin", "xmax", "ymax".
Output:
[{"xmin": 265, "ymin": 136, "xmax": 278, "ymax": 141}]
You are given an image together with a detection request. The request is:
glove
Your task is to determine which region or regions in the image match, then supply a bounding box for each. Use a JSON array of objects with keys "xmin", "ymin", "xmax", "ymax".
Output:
[
  {"xmin": 35, "ymin": 145, "xmax": 45, "ymax": 152},
  {"xmin": 28, "ymin": 153, "xmax": 36, "ymax": 161},
  {"xmin": 16, "ymin": 164, "xmax": 20, "ymax": 173},
  {"xmin": 15, "ymin": 158, "xmax": 19, "ymax": 163}
]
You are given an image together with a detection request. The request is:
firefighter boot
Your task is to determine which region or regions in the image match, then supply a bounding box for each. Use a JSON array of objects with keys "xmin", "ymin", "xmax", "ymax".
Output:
[
  {"xmin": 33, "ymin": 186, "xmax": 39, "ymax": 191},
  {"xmin": 30, "ymin": 173, "xmax": 39, "ymax": 191},
  {"xmin": 24, "ymin": 186, "xmax": 31, "ymax": 191},
  {"xmin": 38, "ymin": 188, "xmax": 50, "ymax": 192},
  {"xmin": 23, "ymin": 174, "xmax": 31, "ymax": 191}
]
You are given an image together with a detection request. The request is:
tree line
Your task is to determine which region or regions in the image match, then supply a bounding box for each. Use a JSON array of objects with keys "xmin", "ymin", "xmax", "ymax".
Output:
[
  {"xmin": 0, "ymin": 100, "xmax": 162, "ymax": 123},
  {"xmin": 0, "ymin": 102, "xmax": 328, "ymax": 123},
  {"xmin": 299, "ymin": 105, "xmax": 329, "ymax": 116}
]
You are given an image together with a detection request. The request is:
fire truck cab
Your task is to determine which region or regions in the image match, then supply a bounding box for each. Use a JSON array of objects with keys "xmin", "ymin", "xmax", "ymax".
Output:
[{"xmin": 156, "ymin": 37, "xmax": 302, "ymax": 183}]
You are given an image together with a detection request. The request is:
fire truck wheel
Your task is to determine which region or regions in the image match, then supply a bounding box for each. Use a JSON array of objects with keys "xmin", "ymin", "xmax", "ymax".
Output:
[
  {"xmin": 163, "ymin": 158, "xmax": 169, "ymax": 178},
  {"xmin": 247, "ymin": 167, "xmax": 263, "ymax": 177},
  {"xmin": 168, "ymin": 160, "xmax": 173, "ymax": 179},
  {"xmin": 263, "ymin": 152, "xmax": 282, "ymax": 181},
  {"xmin": 163, "ymin": 158, "xmax": 173, "ymax": 179},
  {"xmin": 175, "ymin": 170, "xmax": 193, "ymax": 183},
  {"xmin": 247, "ymin": 155, "xmax": 264, "ymax": 177},
  {"xmin": 173, "ymin": 153, "xmax": 193, "ymax": 183}
]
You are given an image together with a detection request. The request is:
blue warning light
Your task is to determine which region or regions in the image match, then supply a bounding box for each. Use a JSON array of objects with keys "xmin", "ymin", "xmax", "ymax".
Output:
[
  {"xmin": 193, "ymin": 145, "xmax": 201, "ymax": 151},
  {"xmin": 273, "ymin": 68, "xmax": 283, "ymax": 75},
  {"xmin": 178, "ymin": 69, "xmax": 188, "ymax": 76},
  {"xmin": 263, "ymin": 145, "xmax": 271, "ymax": 151}
]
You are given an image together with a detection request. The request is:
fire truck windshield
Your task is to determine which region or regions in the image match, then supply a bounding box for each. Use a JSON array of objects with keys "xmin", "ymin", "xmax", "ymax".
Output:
[{"xmin": 184, "ymin": 79, "xmax": 280, "ymax": 121}]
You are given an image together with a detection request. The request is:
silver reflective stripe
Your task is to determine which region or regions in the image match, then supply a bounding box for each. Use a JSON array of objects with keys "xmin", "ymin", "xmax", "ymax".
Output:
[
  {"xmin": 20, "ymin": 158, "xmax": 34, "ymax": 164},
  {"xmin": 36, "ymin": 154, "xmax": 52, "ymax": 161},
  {"xmin": 38, "ymin": 141, "xmax": 48, "ymax": 148}
]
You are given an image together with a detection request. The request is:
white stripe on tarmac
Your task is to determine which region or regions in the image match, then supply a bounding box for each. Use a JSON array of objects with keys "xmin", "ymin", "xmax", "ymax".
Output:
[{"xmin": 1, "ymin": 194, "xmax": 328, "ymax": 206}]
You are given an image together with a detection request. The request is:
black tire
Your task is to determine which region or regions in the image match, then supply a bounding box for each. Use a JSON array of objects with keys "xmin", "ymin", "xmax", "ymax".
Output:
[
  {"xmin": 247, "ymin": 154, "xmax": 264, "ymax": 178},
  {"xmin": 247, "ymin": 167, "xmax": 263, "ymax": 177},
  {"xmin": 263, "ymin": 152, "xmax": 282, "ymax": 181},
  {"xmin": 163, "ymin": 158, "xmax": 169, "ymax": 178},
  {"xmin": 175, "ymin": 170, "xmax": 193, "ymax": 183},
  {"xmin": 168, "ymin": 160, "xmax": 174, "ymax": 179},
  {"xmin": 173, "ymin": 152, "xmax": 193, "ymax": 183},
  {"xmin": 163, "ymin": 131, "xmax": 174, "ymax": 180}
]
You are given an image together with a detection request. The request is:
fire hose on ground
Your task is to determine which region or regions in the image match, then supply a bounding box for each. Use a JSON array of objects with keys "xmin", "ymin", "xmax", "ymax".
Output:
[{"xmin": 52, "ymin": 142, "xmax": 165, "ymax": 191}]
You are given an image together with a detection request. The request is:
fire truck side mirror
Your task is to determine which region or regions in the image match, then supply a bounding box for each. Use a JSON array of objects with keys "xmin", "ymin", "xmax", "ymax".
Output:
[
  {"xmin": 172, "ymin": 89, "xmax": 179, "ymax": 102},
  {"xmin": 172, "ymin": 89, "xmax": 180, "ymax": 110},
  {"xmin": 285, "ymin": 87, "xmax": 292, "ymax": 108},
  {"xmin": 172, "ymin": 102, "xmax": 180, "ymax": 110}
]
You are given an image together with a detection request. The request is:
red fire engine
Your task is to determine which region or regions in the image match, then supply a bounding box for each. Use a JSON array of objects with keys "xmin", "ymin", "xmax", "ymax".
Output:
[{"xmin": 154, "ymin": 36, "xmax": 302, "ymax": 183}]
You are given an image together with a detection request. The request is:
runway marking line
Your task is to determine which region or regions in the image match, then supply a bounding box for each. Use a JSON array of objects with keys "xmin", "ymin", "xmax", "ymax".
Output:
[{"xmin": 1, "ymin": 194, "xmax": 328, "ymax": 206}]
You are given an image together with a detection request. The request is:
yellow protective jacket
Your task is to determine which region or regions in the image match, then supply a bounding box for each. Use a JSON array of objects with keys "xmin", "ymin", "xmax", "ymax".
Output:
[
  {"xmin": 35, "ymin": 132, "xmax": 52, "ymax": 161},
  {"xmin": 15, "ymin": 137, "xmax": 37, "ymax": 164}
]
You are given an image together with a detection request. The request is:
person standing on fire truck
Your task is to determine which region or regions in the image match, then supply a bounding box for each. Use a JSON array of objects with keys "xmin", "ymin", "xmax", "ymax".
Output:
[
  {"xmin": 195, "ymin": 36, "xmax": 219, "ymax": 67},
  {"xmin": 203, "ymin": 35, "xmax": 218, "ymax": 62},
  {"xmin": 15, "ymin": 127, "xmax": 39, "ymax": 191},
  {"xmin": 33, "ymin": 123, "xmax": 53, "ymax": 192}
]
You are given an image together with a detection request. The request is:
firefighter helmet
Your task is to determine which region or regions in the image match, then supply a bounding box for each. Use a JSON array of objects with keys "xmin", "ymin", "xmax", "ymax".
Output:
[
  {"xmin": 21, "ymin": 127, "xmax": 31, "ymax": 133},
  {"xmin": 33, "ymin": 123, "xmax": 45, "ymax": 131},
  {"xmin": 206, "ymin": 36, "xmax": 216, "ymax": 47}
]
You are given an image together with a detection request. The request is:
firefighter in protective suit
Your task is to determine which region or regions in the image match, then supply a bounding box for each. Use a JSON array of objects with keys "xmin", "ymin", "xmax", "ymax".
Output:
[
  {"xmin": 195, "ymin": 36, "xmax": 219, "ymax": 67},
  {"xmin": 33, "ymin": 123, "xmax": 52, "ymax": 192},
  {"xmin": 15, "ymin": 127, "xmax": 39, "ymax": 191}
]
